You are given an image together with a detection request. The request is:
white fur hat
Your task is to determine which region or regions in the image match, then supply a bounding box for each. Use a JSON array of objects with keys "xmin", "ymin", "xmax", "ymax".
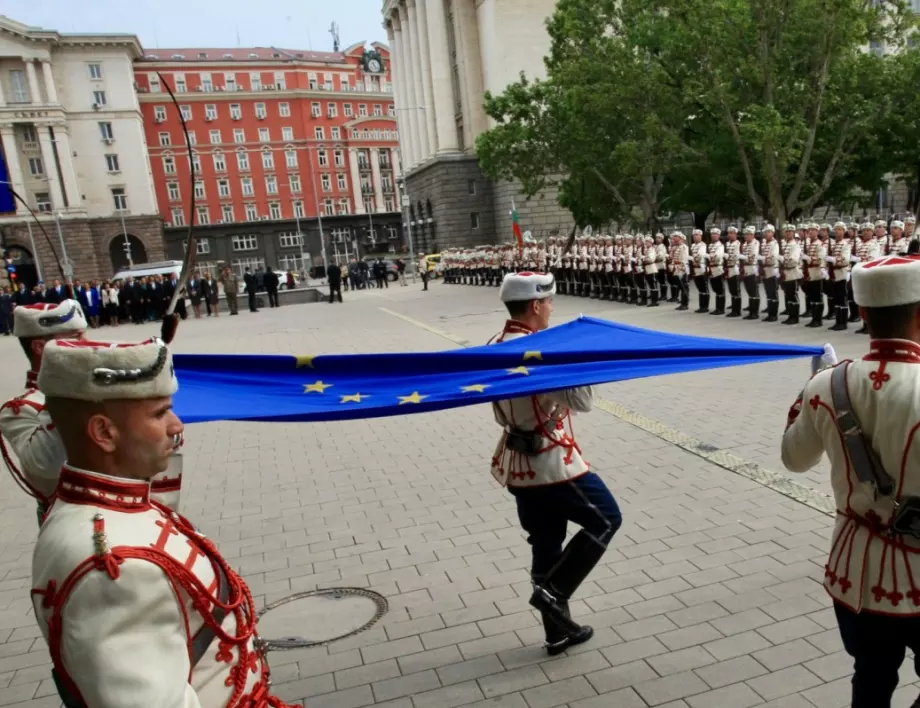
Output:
[
  {"xmin": 13, "ymin": 300, "xmax": 86, "ymax": 339},
  {"xmin": 852, "ymin": 256, "xmax": 920, "ymax": 308},
  {"xmin": 710, "ymin": 228, "xmax": 721, "ymax": 235},
  {"xmin": 833, "ymin": 221, "xmax": 847, "ymax": 231},
  {"xmin": 875, "ymin": 219, "xmax": 887, "ymax": 228},
  {"xmin": 743, "ymin": 225, "xmax": 756, "ymax": 234},
  {"xmin": 891, "ymin": 220, "xmax": 905, "ymax": 230},
  {"xmin": 500, "ymin": 272, "xmax": 555, "ymax": 303},
  {"xmin": 763, "ymin": 224, "xmax": 775, "ymax": 233},
  {"xmin": 38, "ymin": 338, "xmax": 178, "ymax": 402}
]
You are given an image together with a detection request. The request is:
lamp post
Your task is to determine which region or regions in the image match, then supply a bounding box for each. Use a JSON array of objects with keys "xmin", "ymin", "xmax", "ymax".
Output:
[
  {"xmin": 117, "ymin": 207, "xmax": 133, "ymax": 268},
  {"xmin": 305, "ymin": 146, "xmax": 329, "ymax": 282},
  {"xmin": 53, "ymin": 212, "xmax": 73, "ymax": 286}
]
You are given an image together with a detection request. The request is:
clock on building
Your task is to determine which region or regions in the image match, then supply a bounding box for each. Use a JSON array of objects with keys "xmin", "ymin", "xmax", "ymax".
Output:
[{"xmin": 362, "ymin": 49, "xmax": 385, "ymax": 74}]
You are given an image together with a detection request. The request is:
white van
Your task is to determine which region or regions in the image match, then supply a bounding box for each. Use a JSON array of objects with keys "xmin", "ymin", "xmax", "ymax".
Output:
[{"xmin": 112, "ymin": 260, "xmax": 184, "ymax": 282}]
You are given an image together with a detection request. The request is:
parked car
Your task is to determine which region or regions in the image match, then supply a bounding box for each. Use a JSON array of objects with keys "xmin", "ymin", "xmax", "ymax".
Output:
[{"xmin": 278, "ymin": 272, "xmax": 301, "ymax": 290}]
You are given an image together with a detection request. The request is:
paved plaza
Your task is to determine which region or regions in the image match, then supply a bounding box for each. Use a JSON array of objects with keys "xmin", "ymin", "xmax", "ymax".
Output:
[{"xmin": 1, "ymin": 279, "xmax": 918, "ymax": 708}]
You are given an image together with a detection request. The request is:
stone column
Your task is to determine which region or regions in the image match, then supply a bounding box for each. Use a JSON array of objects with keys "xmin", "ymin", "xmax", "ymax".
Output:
[
  {"xmin": 414, "ymin": 0, "xmax": 438, "ymax": 157},
  {"xmin": 453, "ymin": 0, "xmax": 488, "ymax": 146},
  {"xmin": 391, "ymin": 148, "xmax": 402, "ymax": 180},
  {"xmin": 348, "ymin": 148, "xmax": 366, "ymax": 214},
  {"xmin": 370, "ymin": 148, "xmax": 385, "ymax": 212},
  {"xmin": 40, "ymin": 61, "xmax": 58, "ymax": 104},
  {"xmin": 0, "ymin": 126, "xmax": 28, "ymax": 215},
  {"xmin": 425, "ymin": 0, "xmax": 460, "ymax": 153},
  {"xmin": 0, "ymin": 76, "xmax": 6, "ymax": 106},
  {"xmin": 24, "ymin": 60, "xmax": 41, "ymax": 104},
  {"xmin": 388, "ymin": 17, "xmax": 414, "ymax": 170},
  {"xmin": 37, "ymin": 125, "xmax": 65, "ymax": 210},
  {"xmin": 400, "ymin": 1, "xmax": 426, "ymax": 166},
  {"xmin": 51, "ymin": 127, "xmax": 81, "ymax": 212}
]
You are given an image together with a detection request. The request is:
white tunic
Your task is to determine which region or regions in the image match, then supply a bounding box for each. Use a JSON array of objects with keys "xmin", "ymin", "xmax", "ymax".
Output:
[
  {"xmin": 741, "ymin": 239, "xmax": 760, "ymax": 277},
  {"xmin": 782, "ymin": 341, "xmax": 920, "ymax": 616},
  {"xmin": 781, "ymin": 240, "xmax": 803, "ymax": 281},
  {"xmin": 490, "ymin": 321, "xmax": 592, "ymax": 488},
  {"xmin": 707, "ymin": 241, "xmax": 725, "ymax": 278}
]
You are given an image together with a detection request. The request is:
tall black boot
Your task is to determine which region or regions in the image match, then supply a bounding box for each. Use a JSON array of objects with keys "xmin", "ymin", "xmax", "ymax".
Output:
[
  {"xmin": 830, "ymin": 307, "xmax": 847, "ymax": 331},
  {"xmin": 744, "ymin": 298, "xmax": 760, "ymax": 320},
  {"xmin": 648, "ymin": 289, "xmax": 659, "ymax": 307},
  {"xmin": 855, "ymin": 320, "xmax": 869, "ymax": 334},
  {"xmin": 806, "ymin": 303, "xmax": 823, "ymax": 328},
  {"xmin": 764, "ymin": 300, "xmax": 778, "ymax": 322},
  {"xmin": 726, "ymin": 296, "xmax": 742, "ymax": 318},
  {"xmin": 782, "ymin": 302, "xmax": 799, "ymax": 325},
  {"xmin": 710, "ymin": 295, "xmax": 725, "ymax": 315},
  {"xmin": 639, "ymin": 289, "xmax": 648, "ymax": 306},
  {"xmin": 539, "ymin": 604, "xmax": 593, "ymax": 656},
  {"xmin": 848, "ymin": 301, "xmax": 861, "ymax": 323}
]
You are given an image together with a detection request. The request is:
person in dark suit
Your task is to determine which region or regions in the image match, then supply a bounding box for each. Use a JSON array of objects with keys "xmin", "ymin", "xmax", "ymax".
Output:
[
  {"xmin": 45, "ymin": 279, "xmax": 66, "ymax": 304},
  {"xmin": 188, "ymin": 273, "xmax": 203, "ymax": 318},
  {"xmin": 326, "ymin": 263, "xmax": 343, "ymax": 303},
  {"xmin": 264, "ymin": 266, "xmax": 280, "ymax": 308},
  {"xmin": 373, "ymin": 258, "xmax": 389, "ymax": 289},
  {"xmin": 243, "ymin": 268, "xmax": 259, "ymax": 313},
  {"xmin": 0, "ymin": 287, "xmax": 13, "ymax": 335},
  {"xmin": 162, "ymin": 274, "xmax": 188, "ymax": 320},
  {"xmin": 132, "ymin": 277, "xmax": 147, "ymax": 324}
]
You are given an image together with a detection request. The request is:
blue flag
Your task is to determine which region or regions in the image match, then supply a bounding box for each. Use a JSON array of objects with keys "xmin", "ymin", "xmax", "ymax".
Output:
[{"xmin": 172, "ymin": 316, "xmax": 820, "ymax": 424}]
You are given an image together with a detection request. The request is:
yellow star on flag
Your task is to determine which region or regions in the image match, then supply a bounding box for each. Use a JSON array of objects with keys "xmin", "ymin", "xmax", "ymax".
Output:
[
  {"xmin": 398, "ymin": 391, "xmax": 428, "ymax": 405},
  {"xmin": 340, "ymin": 393, "xmax": 369, "ymax": 403},
  {"xmin": 506, "ymin": 366, "xmax": 530, "ymax": 376},
  {"xmin": 523, "ymin": 351, "xmax": 543, "ymax": 361},
  {"xmin": 295, "ymin": 354, "xmax": 317, "ymax": 369},
  {"xmin": 303, "ymin": 380, "xmax": 333, "ymax": 394},
  {"xmin": 461, "ymin": 384, "xmax": 490, "ymax": 393}
]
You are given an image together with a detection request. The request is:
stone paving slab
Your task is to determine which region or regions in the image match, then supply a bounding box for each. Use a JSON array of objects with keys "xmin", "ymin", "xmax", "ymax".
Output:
[{"xmin": 0, "ymin": 281, "xmax": 917, "ymax": 707}]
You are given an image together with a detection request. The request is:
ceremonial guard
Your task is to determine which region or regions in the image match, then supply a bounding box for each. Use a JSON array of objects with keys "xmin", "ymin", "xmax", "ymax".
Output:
[
  {"xmin": 761, "ymin": 225, "xmax": 781, "ymax": 322},
  {"xmin": 670, "ymin": 231, "xmax": 690, "ymax": 311},
  {"xmin": 536, "ymin": 241, "xmax": 547, "ymax": 275},
  {"xmin": 723, "ymin": 226, "xmax": 742, "ymax": 318},
  {"xmin": 587, "ymin": 236, "xmax": 600, "ymax": 299},
  {"xmin": 888, "ymin": 220, "xmax": 908, "ymax": 255},
  {"xmin": 780, "ymin": 224, "xmax": 803, "ymax": 325},
  {"xmin": 602, "ymin": 236, "xmax": 615, "ymax": 300},
  {"xmin": 560, "ymin": 249, "xmax": 573, "ymax": 297},
  {"xmin": 874, "ymin": 218, "xmax": 888, "ymax": 246},
  {"xmin": 614, "ymin": 235, "xmax": 626, "ymax": 302},
  {"xmin": 690, "ymin": 229, "xmax": 710, "ymax": 313},
  {"xmin": 31, "ymin": 338, "xmax": 296, "ymax": 708},
  {"xmin": 827, "ymin": 222, "xmax": 853, "ymax": 332},
  {"xmin": 492, "ymin": 272, "xmax": 622, "ymax": 656},
  {"xmin": 906, "ymin": 215, "xmax": 916, "ymax": 242},
  {"xmin": 819, "ymin": 225, "xmax": 835, "ymax": 320},
  {"xmin": 804, "ymin": 226, "xmax": 828, "ymax": 328},
  {"xmin": 782, "ymin": 256, "xmax": 920, "ymax": 708},
  {"xmin": 576, "ymin": 238, "xmax": 589, "ymax": 297},
  {"xmin": 502, "ymin": 246, "xmax": 514, "ymax": 283},
  {"xmin": 740, "ymin": 226, "xmax": 761, "ymax": 320},
  {"xmin": 623, "ymin": 234, "xmax": 637, "ymax": 304},
  {"xmin": 853, "ymin": 224, "xmax": 881, "ymax": 334},
  {"xmin": 708, "ymin": 228, "xmax": 726, "ymax": 315},
  {"xmin": 643, "ymin": 234, "xmax": 659, "ymax": 306},
  {"xmin": 654, "ymin": 233, "xmax": 668, "ymax": 303}
]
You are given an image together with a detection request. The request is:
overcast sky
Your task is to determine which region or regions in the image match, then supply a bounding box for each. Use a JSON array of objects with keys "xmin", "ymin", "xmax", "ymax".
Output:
[{"xmin": 4, "ymin": 0, "xmax": 388, "ymax": 52}]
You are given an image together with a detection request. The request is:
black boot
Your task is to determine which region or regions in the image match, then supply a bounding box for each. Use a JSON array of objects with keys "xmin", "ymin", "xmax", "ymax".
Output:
[
  {"xmin": 710, "ymin": 295, "xmax": 725, "ymax": 315},
  {"xmin": 855, "ymin": 322, "xmax": 869, "ymax": 334},
  {"xmin": 695, "ymin": 293, "xmax": 708, "ymax": 313},
  {"xmin": 539, "ymin": 604, "xmax": 594, "ymax": 656},
  {"xmin": 648, "ymin": 290, "xmax": 659, "ymax": 307},
  {"xmin": 830, "ymin": 307, "xmax": 848, "ymax": 331},
  {"xmin": 806, "ymin": 303, "xmax": 823, "ymax": 328},
  {"xmin": 726, "ymin": 297, "xmax": 742, "ymax": 318},
  {"xmin": 782, "ymin": 304, "xmax": 799, "ymax": 325},
  {"xmin": 744, "ymin": 298, "xmax": 760, "ymax": 320},
  {"xmin": 764, "ymin": 300, "xmax": 778, "ymax": 322},
  {"xmin": 848, "ymin": 302, "xmax": 861, "ymax": 323}
]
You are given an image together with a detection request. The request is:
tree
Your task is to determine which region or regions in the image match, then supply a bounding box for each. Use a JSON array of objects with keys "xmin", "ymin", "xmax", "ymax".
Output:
[{"xmin": 881, "ymin": 46, "xmax": 920, "ymax": 217}]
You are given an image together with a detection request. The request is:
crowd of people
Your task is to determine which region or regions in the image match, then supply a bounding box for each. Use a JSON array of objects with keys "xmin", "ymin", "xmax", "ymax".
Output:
[{"xmin": 441, "ymin": 217, "xmax": 918, "ymax": 334}]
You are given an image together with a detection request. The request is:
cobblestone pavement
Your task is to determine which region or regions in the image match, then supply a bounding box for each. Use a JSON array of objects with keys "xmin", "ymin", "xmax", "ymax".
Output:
[{"xmin": 0, "ymin": 279, "xmax": 917, "ymax": 708}]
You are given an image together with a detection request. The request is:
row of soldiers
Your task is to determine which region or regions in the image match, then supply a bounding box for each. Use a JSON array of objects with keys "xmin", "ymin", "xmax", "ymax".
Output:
[{"xmin": 441, "ymin": 217, "xmax": 917, "ymax": 333}]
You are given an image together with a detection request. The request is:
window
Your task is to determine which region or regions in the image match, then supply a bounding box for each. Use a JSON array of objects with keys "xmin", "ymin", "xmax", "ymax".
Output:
[
  {"xmin": 269, "ymin": 202, "xmax": 282, "ymax": 219},
  {"xmin": 334, "ymin": 149, "xmax": 344, "ymax": 167},
  {"xmin": 332, "ymin": 127, "xmax": 341, "ymax": 140},
  {"xmin": 250, "ymin": 73, "xmax": 263, "ymax": 91},
  {"xmin": 374, "ymin": 104, "xmax": 382, "ymax": 117},
  {"xmin": 321, "ymin": 174, "xmax": 332, "ymax": 192},
  {"xmin": 374, "ymin": 129, "xmax": 381, "ymax": 140},
  {"xmin": 218, "ymin": 179, "xmax": 231, "ymax": 198},
  {"xmin": 201, "ymin": 75, "xmax": 213, "ymax": 92},
  {"xmin": 266, "ymin": 175, "xmax": 278, "ymax": 194},
  {"xmin": 9, "ymin": 70, "xmax": 29, "ymax": 103},
  {"xmin": 234, "ymin": 129, "xmax": 246, "ymax": 144},
  {"xmin": 205, "ymin": 104, "xmax": 217, "ymax": 120},
  {"xmin": 380, "ymin": 152, "xmax": 390, "ymax": 167},
  {"xmin": 317, "ymin": 149, "xmax": 328, "ymax": 167},
  {"xmin": 315, "ymin": 127, "xmax": 325, "ymax": 140},
  {"xmin": 282, "ymin": 126, "xmax": 294, "ymax": 141},
  {"xmin": 255, "ymin": 102, "xmax": 267, "ymax": 119},
  {"xmin": 88, "ymin": 63, "xmax": 103, "ymax": 79},
  {"xmin": 328, "ymin": 102, "xmax": 338, "ymax": 118},
  {"xmin": 197, "ymin": 207, "xmax": 210, "ymax": 225},
  {"xmin": 98, "ymin": 122, "xmax": 114, "ymax": 140},
  {"xmin": 323, "ymin": 198, "xmax": 334, "ymax": 215},
  {"xmin": 386, "ymin": 225, "xmax": 399, "ymax": 240},
  {"xmin": 158, "ymin": 132, "xmax": 171, "ymax": 147},
  {"xmin": 230, "ymin": 104, "xmax": 242, "ymax": 120},
  {"xmin": 331, "ymin": 227, "xmax": 350, "ymax": 242},
  {"xmin": 36, "ymin": 192, "xmax": 51, "ymax": 213},
  {"xmin": 175, "ymin": 76, "xmax": 187, "ymax": 93},
  {"xmin": 338, "ymin": 199, "xmax": 350, "ymax": 215},
  {"xmin": 241, "ymin": 177, "xmax": 254, "ymax": 196},
  {"xmin": 167, "ymin": 182, "xmax": 180, "ymax": 201},
  {"xmin": 279, "ymin": 102, "xmax": 291, "ymax": 117},
  {"xmin": 105, "ymin": 154, "xmax": 120, "ymax": 172},
  {"xmin": 194, "ymin": 181, "xmax": 206, "ymax": 199},
  {"xmin": 112, "ymin": 187, "xmax": 128, "ymax": 211},
  {"xmin": 388, "ymin": 105, "xmax": 395, "ymax": 117},
  {"xmin": 262, "ymin": 150, "xmax": 274, "ymax": 169},
  {"xmin": 343, "ymin": 103, "xmax": 353, "ymax": 117},
  {"xmin": 191, "ymin": 153, "xmax": 201, "ymax": 173},
  {"xmin": 171, "ymin": 207, "xmax": 185, "ymax": 226},
  {"xmin": 209, "ymin": 129, "xmax": 221, "ymax": 144},
  {"xmin": 293, "ymin": 200, "xmax": 305, "ymax": 219},
  {"xmin": 237, "ymin": 151, "xmax": 250, "ymax": 171},
  {"xmin": 275, "ymin": 72, "xmax": 286, "ymax": 90},
  {"xmin": 232, "ymin": 235, "xmax": 258, "ymax": 252},
  {"xmin": 337, "ymin": 173, "xmax": 347, "ymax": 190},
  {"xmin": 358, "ymin": 104, "xmax": 368, "ymax": 117},
  {"xmin": 213, "ymin": 152, "xmax": 226, "ymax": 172},
  {"xmin": 149, "ymin": 75, "xmax": 161, "ymax": 92},
  {"xmin": 285, "ymin": 150, "xmax": 297, "ymax": 168},
  {"xmin": 364, "ymin": 198, "xmax": 375, "ymax": 213},
  {"xmin": 93, "ymin": 90, "xmax": 107, "ymax": 106},
  {"xmin": 385, "ymin": 198, "xmax": 396, "ymax": 212},
  {"xmin": 341, "ymin": 76, "xmax": 350, "ymax": 91},
  {"xmin": 468, "ymin": 179, "xmax": 476, "ymax": 195},
  {"xmin": 225, "ymin": 74, "xmax": 237, "ymax": 92},
  {"xmin": 187, "ymin": 130, "xmax": 197, "ymax": 145},
  {"xmin": 163, "ymin": 156, "xmax": 176, "ymax": 174},
  {"xmin": 222, "ymin": 204, "xmax": 234, "ymax": 222},
  {"xmin": 289, "ymin": 174, "xmax": 301, "ymax": 192},
  {"xmin": 181, "ymin": 105, "xmax": 192, "ymax": 121},
  {"xmin": 471, "ymin": 213, "xmax": 481, "ymax": 229},
  {"xmin": 27, "ymin": 157, "xmax": 43, "ymax": 176},
  {"xmin": 245, "ymin": 203, "xmax": 258, "ymax": 220},
  {"xmin": 259, "ymin": 128, "xmax": 270, "ymax": 142},
  {"xmin": 358, "ymin": 150, "xmax": 369, "ymax": 169},
  {"xmin": 279, "ymin": 231, "xmax": 303, "ymax": 248},
  {"xmin": 196, "ymin": 239, "xmax": 211, "ymax": 254},
  {"xmin": 154, "ymin": 106, "xmax": 167, "ymax": 121},
  {"xmin": 308, "ymin": 74, "xmax": 318, "ymax": 90},
  {"xmin": 382, "ymin": 175, "xmax": 393, "ymax": 191},
  {"xmin": 324, "ymin": 77, "xmax": 334, "ymax": 91},
  {"xmin": 231, "ymin": 257, "xmax": 266, "ymax": 277},
  {"xmin": 311, "ymin": 102, "xmax": 321, "ymax": 117}
]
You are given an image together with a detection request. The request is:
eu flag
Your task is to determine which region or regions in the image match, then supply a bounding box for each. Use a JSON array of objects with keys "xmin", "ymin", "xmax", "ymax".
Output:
[{"xmin": 171, "ymin": 316, "xmax": 820, "ymax": 425}]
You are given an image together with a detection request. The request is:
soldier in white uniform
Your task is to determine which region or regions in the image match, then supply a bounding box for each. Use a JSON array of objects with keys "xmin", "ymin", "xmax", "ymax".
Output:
[
  {"xmin": 781, "ymin": 256, "xmax": 920, "ymax": 708},
  {"xmin": 707, "ymin": 228, "xmax": 727, "ymax": 315},
  {"xmin": 653, "ymin": 233, "xmax": 668, "ymax": 303},
  {"xmin": 723, "ymin": 226, "xmax": 742, "ymax": 317},
  {"xmin": 853, "ymin": 224, "xmax": 881, "ymax": 334},
  {"xmin": 670, "ymin": 231, "xmax": 690, "ymax": 311},
  {"xmin": 492, "ymin": 273, "xmax": 622, "ymax": 656},
  {"xmin": 828, "ymin": 222, "xmax": 853, "ymax": 332},
  {"xmin": 760, "ymin": 225, "xmax": 781, "ymax": 322},
  {"xmin": 780, "ymin": 224, "xmax": 803, "ymax": 325},
  {"xmin": 31, "ymin": 337, "xmax": 296, "ymax": 708},
  {"xmin": 804, "ymin": 225, "xmax": 828, "ymax": 328},
  {"xmin": 740, "ymin": 226, "xmax": 761, "ymax": 319},
  {"xmin": 888, "ymin": 220, "xmax": 908, "ymax": 255},
  {"xmin": 690, "ymin": 229, "xmax": 709, "ymax": 313},
  {"xmin": 642, "ymin": 235, "xmax": 659, "ymax": 307}
]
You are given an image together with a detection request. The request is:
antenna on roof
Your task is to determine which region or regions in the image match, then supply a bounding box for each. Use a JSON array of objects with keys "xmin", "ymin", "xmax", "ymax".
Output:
[{"xmin": 329, "ymin": 22, "xmax": 340, "ymax": 52}]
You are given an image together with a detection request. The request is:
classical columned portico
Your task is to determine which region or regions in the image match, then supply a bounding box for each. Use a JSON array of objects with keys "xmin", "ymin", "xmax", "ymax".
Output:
[
  {"xmin": 387, "ymin": 16, "xmax": 415, "ymax": 169},
  {"xmin": 413, "ymin": 0, "xmax": 438, "ymax": 158},
  {"xmin": 401, "ymin": 0, "xmax": 428, "ymax": 167}
]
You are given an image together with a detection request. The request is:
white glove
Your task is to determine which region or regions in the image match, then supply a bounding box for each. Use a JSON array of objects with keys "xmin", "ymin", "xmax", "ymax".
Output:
[
  {"xmin": 825, "ymin": 256, "xmax": 834, "ymax": 264},
  {"xmin": 757, "ymin": 255, "xmax": 765, "ymax": 263},
  {"xmin": 850, "ymin": 255, "xmax": 859, "ymax": 263},
  {"xmin": 703, "ymin": 252, "xmax": 710, "ymax": 260},
  {"xmin": 820, "ymin": 268, "xmax": 828, "ymax": 279},
  {"xmin": 811, "ymin": 343, "xmax": 838, "ymax": 375},
  {"xmin": 738, "ymin": 254, "xmax": 747, "ymax": 262},
  {"xmin": 631, "ymin": 258, "xmax": 637, "ymax": 264}
]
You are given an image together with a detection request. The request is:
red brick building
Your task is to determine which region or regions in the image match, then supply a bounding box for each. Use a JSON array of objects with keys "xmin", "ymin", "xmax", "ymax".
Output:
[{"xmin": 133, "ymin": 43, "xmax": 403, "ymax": 275}]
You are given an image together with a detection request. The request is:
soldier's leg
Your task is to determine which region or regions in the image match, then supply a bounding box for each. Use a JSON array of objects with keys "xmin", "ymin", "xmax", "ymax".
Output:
[
  {"xmin": 693, "ymin": 275, "xmax": 707, "ymax": 313},
  {"xmin": 677, "ymin": 274, "xmax": 689, "ymax": 310},
  {"xmin": 710, "ymin": 275, "xmax": 725, "ymax": 314},
  {"xmin": 725, "ymin": 275, "xmax": 740, "ymax": 317},
  {"xmin": 823, "ymin": 280, "xmax": 834, "ymax": 319},
  {"xmin": 830, "ymin": 280, "xmax": 848, "ymax": 331},
  {"xmin": 782, "ymin": 281, "xmax": 799, "ymax": 324},
  {"xmin": 847, "ymin": 280, "xmax": 861, "ymax": 322},
  {"xmin": 658, "ymin": 270, "xmax": 668, "ymax": 301},
  {"xmin": 834, "ymin": 601, "xmax": 906, "ymax": 708},
  {"xmin": 807, "ymin": 281, "xmax": 823, "ymax": 327},
  {"xmin": 635, "ymin": 273, "xmax": 646, "ymax": 305},
  {"xmin": 648, "ymin": 274, "xmax": 660, "ymax": 306},
  {"xmin": 743, "ymin": 276, "xmax": 759, "ymax": 319},
  {"xmin": 763, "ymin": 277, "xmax": 778, "ymax": 322}
]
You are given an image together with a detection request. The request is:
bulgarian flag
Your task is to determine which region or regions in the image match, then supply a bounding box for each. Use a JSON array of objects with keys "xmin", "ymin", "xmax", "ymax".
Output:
[{"xmin": 511, "ymin": 198, "xmax": 524, "ymax": 251}]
